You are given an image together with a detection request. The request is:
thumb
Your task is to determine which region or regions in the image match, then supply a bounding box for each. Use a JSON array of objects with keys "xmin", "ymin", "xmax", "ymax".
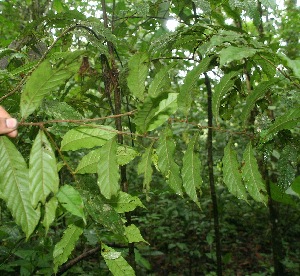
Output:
[{"xmin": 0, "ymin": 118, "xmax": 18, "ymax": 137}]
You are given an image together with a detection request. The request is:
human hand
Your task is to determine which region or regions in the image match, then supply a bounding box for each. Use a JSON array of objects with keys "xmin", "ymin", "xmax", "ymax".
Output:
[{"xmin": 0, "ymin": 106, "xmax": 18, "ymax": 138}]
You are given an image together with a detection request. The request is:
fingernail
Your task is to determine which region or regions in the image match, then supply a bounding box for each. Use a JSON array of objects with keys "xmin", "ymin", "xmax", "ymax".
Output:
[{"xmin": 5, "ymin": 118, "xmax": 18, "ymax": 129}]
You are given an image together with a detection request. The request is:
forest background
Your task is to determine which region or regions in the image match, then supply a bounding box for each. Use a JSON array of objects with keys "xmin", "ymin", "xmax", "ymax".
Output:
[{"xmin": 0, "ymin": 0, "xmax": 299, "ymax": 275}]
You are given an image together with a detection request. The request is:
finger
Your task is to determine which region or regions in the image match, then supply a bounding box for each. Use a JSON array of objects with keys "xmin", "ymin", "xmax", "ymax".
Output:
[{"xmin": 0, "ymin": 117, "xmax": 18, "ymax": 137}]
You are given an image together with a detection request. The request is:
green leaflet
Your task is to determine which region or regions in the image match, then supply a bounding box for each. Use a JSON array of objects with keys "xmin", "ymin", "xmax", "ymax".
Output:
[
  {"xmin": 82, "ymin": 191, "xmax": 124, "ymax": 237},
  {"xmin": 260, "ymin": 107, "xmax": 300, "ymax": 143},
  {"xmin": 182, "ymin": 134, "xmax": 202, "ymax": 208},
  {"xmin": 241, "ymin": 80, "xmax": 277, "ymax": 126},
  {"xmin": 219, "ymin": 46, "xmax": 258, "ymax": 67},
  {"xmin": 212, "ymin": 71, "xmax": 239, "ymax": 123},
  {"xmin": 108, "ymin": 191, "xmax": 145, "ymax": 213},
  {"xmin": 97, "ymin": 138, "xmax": 120, "ymax": 199},
  {"xmin": 137, "ymin": 143, "xmax": 154, "ymax": 193},
  {"xmin": 20, "ymin": 51, "xmax": 82, "ymax": 119},
  {"xmin": 75, "ymin": 146, "xmax": 138, "ymax": 174},
  {"xmin": 56, "ymin": 185, "xmax": 86, "ymax": 224},
  {"xmin": 0, "ymin": 137, "xmax": 40, "ymax": 239},
  {"xmin": 53, "ymin": 224, "xmax": 83, "ymax": 273},
  {"xmin": 242, "ymin": 142, "xmax": 267, "ymax": 204},
  {"xmin": 124, "ymin": 224, "xmax": 148, "ymax": 244},
  {"xmin": 222, "ymin": 139, "xmax": 247, "ymax": 201},
  {"xmin": 157, "ymin": 128, "xmax": 183, "ymax": 196},
  {"xmin": 135, "ymin": 93, "xmax": 178, "ymax": 133},
  {"xmin": 178, "ymin": 56, "xmax": 213, "ymax": 116},
  {"xmin": 148, "ymin": 63, "xmax": 175, "ymax": 98},
  {"xmin": 101, "ymin": 244, "xmax": 135, "ymax": 276},
  {"xmin": 127, "ymin": 52, "xmax": 149, "ymax": 100},
  {"xmin": 60, "ymin": 125, "xmax": 116, "ymax": 151},
  {"xmin": 43, "ymin": 197, "xmax": 58, "ymax": 234},
  {"xmin": 29, "ymin": 130, "xmax": 59, "ymax": 207}
]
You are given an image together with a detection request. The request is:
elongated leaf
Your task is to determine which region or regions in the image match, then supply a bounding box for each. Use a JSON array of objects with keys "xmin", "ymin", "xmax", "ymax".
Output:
[
  {"xmin": 260, "ymin": 0, "xmax": 276, "ymax": 9},
  {"xmin": 29, "ymin": 130, "xmax": 59, "ymax": 207},
  {"xmin": 108, "ymin": 191, "xmax": 145, "ymax": 213},
  {"xmin": 135, "ymin": 93, "xmax": 178, "ymax": 133},
  {"xmin": 53, "ymin": 224, "xmax": 83, "ymax": 273},
  {"xmin": 241, "ymin": 80, "xmax": 277, "ymax": 126},
  {"xmin": 137, "ymin": 143, "xmax": 154, "ymax": 193},
  {"xmin": 178, "ymin": 56, "xmax": 213, "ymax": 116},
  {"xmin": 279, "ymin": 54, "xmax": 300, "ymax": 79},
  {"xmin": 212, "ymin": 71, "xmax": 239, "ymax": 123},
  {"xmin": 148, "ymin": 63, "xmax": 175, "ymax": 98},
  {"xmin": 182, "ymin": 134, "xmax": 202, "ymax": 207},
  {"xmin": 43, "ymin": 197, "xmax": 58, "ymax": 234},
  {"xmin": 148, "ymin": 93, "xmax": 178, "ymax": 131},
  {"xmin": 97, "ymin": 138, "xmax": 120, "ymax": 199},
  {"xmin": 127, "ymin": 52, "xmax": 148, "ymax": 100},
  {"xmin": 0, "ymin": 137, "xmax": 40, "ymax": 239},
  {"xmin": 222, "ymin": 139, "xmax": 247, "ymax": 201},
  {"xmin": 261, "ymin": 107, "xmax": 300, "ymax": 143},
  {"xmin": 157, "ymin": 128, "xmax": 183, "ymax": 195},
  {"xmin": 76, "ymin": 146, "xmax": 138, "ymax": 174},
  {"xmin": 56, "ymin": 185, "xmax": 86, "ymax": 224},
  {"xmin": 81, "ymin": 191, "xmax": 124, "ymax": 236},
  {"xmin": 124, "ymin": 224, "xmax": 148, "ymax": 244},
  {"xmin": 60, "ymin": 126, "xmax": 116, "ymax": 151},
  {"xmin": 242, "ymin": 142, "xmax": 267, "ymax": 203},
  {"xmin": 20, "ymin": 55, "xmax": 80, "ymax": 119},
  {"xmin": 102, "ymin": 244, "xmax": 135, "ymax": 276},
  {"xmin": 219, "ymin": 46, "xmax": 258, "ymax": 67}
]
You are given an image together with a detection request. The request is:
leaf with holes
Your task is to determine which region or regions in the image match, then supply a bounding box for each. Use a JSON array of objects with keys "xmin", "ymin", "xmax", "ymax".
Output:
[
  {"xmin": 182, "ymin": 134, "xmax": 202, "ymax": 208},
  {"xmin": 29, "ymin": 130, "xmax": 59, "ymax": 207},
  {"xmin": 0, "ymin": 137, "xmax": 40, "ymax": 239},
  {"xmin": 53, "ymin": 224, "xmax": 83, "ymax": 273},
  {"xmin": 82, "ymin": 191, "xmax": 124, "ymax": 236},
  {"xmin": 223, "ymin": 139, "xmax": 247, "ymax": 201},
  {"xmin": 101, "ymin": 244, "xmax": 135, "ymax": 276},
  {"xmin": 97, "ymin": 138, "xmax": 120, "ymax": 199},
  {"xmin": 242, "ymin": 142, "xmax": 267, "ymax": 204}
]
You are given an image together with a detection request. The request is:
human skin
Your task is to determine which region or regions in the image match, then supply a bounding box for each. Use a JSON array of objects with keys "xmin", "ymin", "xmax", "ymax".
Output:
[{"xmin": 0, "ymin": 106, "xmax": 18, "ymax": 138}]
